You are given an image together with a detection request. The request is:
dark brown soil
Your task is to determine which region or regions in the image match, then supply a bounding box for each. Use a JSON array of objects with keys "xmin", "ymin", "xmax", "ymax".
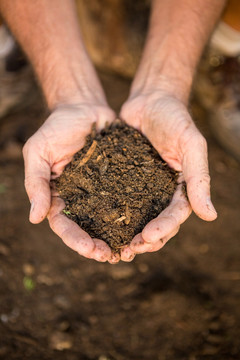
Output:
[{"xmin": 55, "ymin": 121, "xmax": 177, "ymax": 252}]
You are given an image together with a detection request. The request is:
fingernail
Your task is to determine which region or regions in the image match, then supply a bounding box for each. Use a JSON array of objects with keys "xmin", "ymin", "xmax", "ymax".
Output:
[
  {"xmin": 206, "ymin": 197, "xmax": 217, "ymax": 215},
  {"xmin": 30, "ymin": 200, "xmax": 35, "ymax": 213},
  {"xmin": 126, "ymin": 253, "xmax": 135, "ymax": 261},
  {"xmin": 109, "ymin": 253, "xmax": 120, "ymax": 264}
]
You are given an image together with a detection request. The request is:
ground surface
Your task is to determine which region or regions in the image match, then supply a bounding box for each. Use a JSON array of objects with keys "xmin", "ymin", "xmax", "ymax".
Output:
[{"xmin": 0, "ymin": 72, "xmax": 240, "ymax": 360}]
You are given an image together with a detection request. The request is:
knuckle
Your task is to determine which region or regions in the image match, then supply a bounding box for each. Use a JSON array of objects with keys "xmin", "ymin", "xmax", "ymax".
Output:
[
  {"xmin": 120, "ymin": 99, "xmax": 143, "ymax": 125},
  {"xmin": 22, "ymin": 140, "xmax": 30, "ymax": 158},
  {"xmin": 120, "ymin": 102, "xmax": 132, "ymax": 120},
  {"xmin": 187, "ymin": 173, "xmax": 210, "ymax": 191},
  {"xmin": 196, "ymin": 133, "xmax": 208, "ymax": 150},
  {"xmin": 78, "ymin": 239, "xmax": 95, "ymax": 256},
  {"xmin": 200, "ymin": 173, "xmax": 211, "ymax": 186},
  {"xmin": 24, "ymin": 175, "xmax": 32, "ymax": 191},
  {"xmin": 177, "ymin": 198, "xmax": 191, "ymax": 212},
  {"xmin": 169, "ymin": 213, "xmax": 179, "ymax": 228},
  {"xmin": 22, "ymin": 136, "xmax": 36, "ymax": 158},
  {"xmin": 195, "ymin": 164, "xmax": 211, "ymax": 183}
]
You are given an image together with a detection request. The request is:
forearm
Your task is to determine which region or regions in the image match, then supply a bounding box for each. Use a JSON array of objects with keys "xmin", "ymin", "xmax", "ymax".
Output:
[
  {"xmin": 131, "ymin": 0, "xmax": 226, "ymax": 103},
  {"xmin": 0, "ymin": 0, "xmax": 106, "ymax": 109}
]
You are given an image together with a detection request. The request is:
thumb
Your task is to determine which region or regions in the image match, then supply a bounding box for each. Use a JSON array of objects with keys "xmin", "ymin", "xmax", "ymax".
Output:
[
  {"xmin": 182, "ymin": 133, "xmax": 217, "ymax": 221},
  {"xmin": 23, "ymin": 142, "xmax": 51, "ymax": 224}
]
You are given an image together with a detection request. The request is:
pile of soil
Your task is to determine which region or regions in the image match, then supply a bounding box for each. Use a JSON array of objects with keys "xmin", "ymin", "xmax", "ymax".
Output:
[{"xmin": 55, "ymin": 120, "xmax": 178, "ymax": 252}]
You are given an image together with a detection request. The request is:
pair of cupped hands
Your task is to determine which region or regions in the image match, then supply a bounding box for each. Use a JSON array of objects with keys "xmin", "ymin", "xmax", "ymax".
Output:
[{"xmin": 23, "ymin": 89, "xmax": 217, "ymax": 264}]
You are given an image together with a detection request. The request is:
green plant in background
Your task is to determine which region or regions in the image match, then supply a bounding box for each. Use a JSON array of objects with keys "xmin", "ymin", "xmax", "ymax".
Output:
[
  {"xmin": 0, "ymin": 184, "xmax": 6, "ymax": 194},
  {"xmin": 63, "ymin": 210, "xmax": 71, "ymax": 215},
  {"xmin": 23, "ymin": 276, "xmax": 35, "ymax": 291}
]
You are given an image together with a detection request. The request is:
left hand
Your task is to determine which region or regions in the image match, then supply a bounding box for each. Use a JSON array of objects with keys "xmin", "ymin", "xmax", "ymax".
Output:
[
  {"xmin": 119, "ymin": 90, "xmax": 217, "ymax": 259},
  {"xmin": 23, "ymin": 102, "xmax": 120, "ymax": 263}
]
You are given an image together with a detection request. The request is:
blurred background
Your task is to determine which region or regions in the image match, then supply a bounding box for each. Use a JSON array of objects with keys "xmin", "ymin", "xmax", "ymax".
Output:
[{"xmin": 0, "ymin": 1, "xmax": 240, "ymax": 359}]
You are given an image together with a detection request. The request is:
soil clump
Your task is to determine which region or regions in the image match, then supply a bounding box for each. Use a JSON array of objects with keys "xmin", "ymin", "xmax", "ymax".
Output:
[{"xmin": 55, "ymin": 120, "xmax": 178, "ymax": 252}]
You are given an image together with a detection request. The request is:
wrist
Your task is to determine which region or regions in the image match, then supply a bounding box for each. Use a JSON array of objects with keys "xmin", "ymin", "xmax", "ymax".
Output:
[
  {"xmin": 39, "ymin": 55, "xmax": 107, "ymax": 110},
  {"xmin": 129, "ymin": 57, "xmax": 193, "ymax": 105},
  {"xmin": 129, "ymin": 0, "xmax": 226, "ymax": 105},
  {"xmin": 0, "ymin": 0, "xmax": 108, "ymax": 110}
]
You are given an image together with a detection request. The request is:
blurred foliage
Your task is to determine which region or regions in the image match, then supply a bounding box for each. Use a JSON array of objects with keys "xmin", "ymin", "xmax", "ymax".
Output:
[{"xmin": 23, "ymin": 276, "xmax": 35, "ymax": 291}]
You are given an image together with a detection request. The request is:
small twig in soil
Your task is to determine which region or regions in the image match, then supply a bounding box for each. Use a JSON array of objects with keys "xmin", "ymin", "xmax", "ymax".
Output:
[
  {"xmin": 114, "ymin": 216, "xmax": 127, "ymax": 223},
  {"xmin": 114, "ymin": 243, "xmax": 128, "ymax": 248},
  {"xmin": 75, "ymin": 140, "xmax": 97, "ymax": 169},
  {"xmin": 125, "ymin": 203, "xmax": 131, "ymax": 225},
  {"xmin": 162, "ymin": 177, "xmax": 174, "ymax": 191},
  {"xmin": 140, "ymin": 159, "xmax": 155, "ymax": 165}
]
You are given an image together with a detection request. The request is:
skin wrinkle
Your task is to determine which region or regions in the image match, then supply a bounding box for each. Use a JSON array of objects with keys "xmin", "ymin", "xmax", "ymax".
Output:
[
  {"xmin": 23, "ymin": 136, "xmax": 49, "ymax": 165},
  {"xmin": 143, "ymin": 215, "xmax": 177, "ymax": 243},
  {"xmin": 179, "ymin": 125, "xmax": 201, "ymax": 156},
  {"xmin": 184, "ymin": 172, "xmax": 211, "ymax": 187},
  {"xmin": 49, "ymin": 214, "xmax": 67, "ymax": 235},
  {"xmin": 146, "ymin": 101, "xmax": 190, "ymax": 149},
  {"xmin": 92, "ymin": 242, "xmax": 108, "ymax": 260},
  {"xmin": 51, "ymin": 157, "xmax": 74, "ymax": 176},
  {"xmin": 134, "ymin": 235, "xmax": 144, "ymax": 246},
  {"xmin": 34, "ymin": 157, "xmax": 50, "ymax": 176},
  {"xmin": 24, "ymin": 175, "xmax": 50, "ymax": 188},
  {"xmin": 182, "ymin": 142, "xmax": 208, "ymax": 174}
]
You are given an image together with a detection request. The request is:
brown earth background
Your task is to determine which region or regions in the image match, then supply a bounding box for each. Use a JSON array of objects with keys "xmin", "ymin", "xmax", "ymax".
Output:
[
  {"xmin": 0, "ymin": 71, "xmax": 239, "ymax": 360},
  {"xmin": 0, "ymin": 1, "xmax": 240, "ymax": 358}
]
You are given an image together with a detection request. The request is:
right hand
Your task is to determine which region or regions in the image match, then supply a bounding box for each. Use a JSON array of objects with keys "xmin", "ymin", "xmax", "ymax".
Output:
[
  {"xmin": 119, "ymin": 90, "xmax": 217, "ymax": 256},
  {"xmin": 23, "ymin": 102, "xmax": 120, "ymax": 263}
]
